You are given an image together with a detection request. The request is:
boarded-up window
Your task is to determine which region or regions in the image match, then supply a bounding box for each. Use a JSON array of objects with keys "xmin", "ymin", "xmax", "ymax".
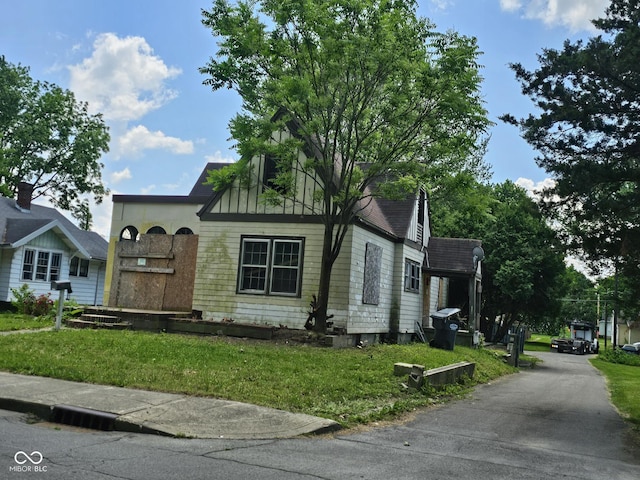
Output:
[{"xmin": 363, "ymin": 243, "xmax": 382, "ymax": 304}]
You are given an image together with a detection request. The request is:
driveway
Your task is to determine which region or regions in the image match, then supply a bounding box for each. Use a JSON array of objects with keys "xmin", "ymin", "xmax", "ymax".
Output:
[{"xmin": 2, "ymin": 351, "xmax": 638, "ymax": 479}]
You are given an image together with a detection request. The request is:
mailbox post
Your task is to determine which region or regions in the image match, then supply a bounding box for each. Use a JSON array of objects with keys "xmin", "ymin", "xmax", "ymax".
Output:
[{"xmin": 50, "ymin": 281, "xmax": 72, "ymax": 331}]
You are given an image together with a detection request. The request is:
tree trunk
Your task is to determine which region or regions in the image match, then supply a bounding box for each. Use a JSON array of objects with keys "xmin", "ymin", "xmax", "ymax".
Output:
[{"xmin": 313, "ymin": 221, "xmax": 337, "ymax": 334}]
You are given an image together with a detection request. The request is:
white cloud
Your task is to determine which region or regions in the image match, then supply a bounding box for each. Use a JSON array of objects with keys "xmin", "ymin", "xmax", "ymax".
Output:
[
  {"xmin": 205, "ymin": 150, "xmax": 237, "ymax": 164},
  {"xmin": 117, "ymin": 125, "xmax": 194, "ymax": 158},
  {"xmin": 500, "ymin": 0, "xmax": 522, "ymax": 12},
  {"xmin": 429, "ymin": 0, "xmax": 454, "ymax": 10},
  {"xmin": 69, "ymin": 33, "xmax": 181, "ymax": 122},
  {"xmin": 515, "ymin": 177, "xmax": 555, "ymax": 198},
  {"xmin": 140, "ymin": 185, "xmax": 156, "ymax": 195},
  {"xmin": 109, "ymin": 167, "xmax": 132, "ymax": 184},
  {"xmin": 501, "ymin": 0, "xmax": 609, "ymax": 32}
]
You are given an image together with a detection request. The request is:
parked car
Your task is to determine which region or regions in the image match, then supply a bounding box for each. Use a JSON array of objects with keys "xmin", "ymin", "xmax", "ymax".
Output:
[{"xmin": 621, "ymin": 344, "xmax": 640, "ymax": 355}]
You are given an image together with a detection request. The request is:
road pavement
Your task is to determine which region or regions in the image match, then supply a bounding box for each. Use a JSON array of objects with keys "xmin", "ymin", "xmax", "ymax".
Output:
[{"xmin": 1, "ymin": 350, "xmax": 638, "ymax": 479}]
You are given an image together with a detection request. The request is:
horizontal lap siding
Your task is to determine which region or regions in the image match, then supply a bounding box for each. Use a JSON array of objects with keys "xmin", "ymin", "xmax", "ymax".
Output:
[
  {"xmin": 345, "ymin": 226, "xmax": 395, "ymax": 334},
  {"xmin": 67, "ymin": 260, "xmax": 105, "ymax": 305},
  {"xmin": 396, "ymin": 244, "xmax": 424, "ymax": 334},
  {"xmin": 193, "ymin": 221, "xmax": 351, "ymax": 329},
  {"xmin": 0, "ymin": 250, "xmax": 11, "ymax": 301}
]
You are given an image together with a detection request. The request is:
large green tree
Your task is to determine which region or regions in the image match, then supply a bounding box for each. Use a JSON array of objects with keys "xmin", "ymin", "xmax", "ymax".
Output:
[
  {"xmin": 501, "ymin": 0, "xmax": 640, "ymax": 273},
  {"xmin": 431, "ymin": 179, "xmax": 566, "ymax": 341},
  {"xmin": 0, "ymin": 57, "xmax": 109, "ymax": 228},
  {"xmin": 201, "ymin": 0, "xmax": 490, "ymax": 332}
]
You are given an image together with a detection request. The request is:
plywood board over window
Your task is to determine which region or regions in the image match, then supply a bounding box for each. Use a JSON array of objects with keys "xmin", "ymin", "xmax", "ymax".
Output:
[{"xmin": 363, "ymin": 242, "xmax": 382, "ymax": 305}]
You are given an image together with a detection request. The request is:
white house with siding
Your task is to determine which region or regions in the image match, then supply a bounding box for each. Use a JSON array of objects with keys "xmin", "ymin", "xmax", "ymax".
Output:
[
  {"xmin": 0, "ymin": 183, "xmax": 108, "ymax": 306},
  {"xmin": 192, "ymin": 131, "xmax": 433, "ymax": 343},
  {"xmin": 104, "ymin": 129, "xmax": 483, "ymax": 344}
]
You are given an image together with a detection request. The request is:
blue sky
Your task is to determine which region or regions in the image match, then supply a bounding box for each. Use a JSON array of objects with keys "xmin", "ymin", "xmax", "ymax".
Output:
[{"xmin": 1, "ymin": 0, "xmax": 610, "ymax": 237}]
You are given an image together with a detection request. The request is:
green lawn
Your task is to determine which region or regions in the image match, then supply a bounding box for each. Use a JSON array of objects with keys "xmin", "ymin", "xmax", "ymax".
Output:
[
  {"xmin": 525, "ymin": 334, "xmax": 552, "ymax": 352},
  {"xmin": 591, "ymin": 355, "xmax": 640, "ymax": 430},
  {"xmin": 0, "ymin": 328, "xmax": 515, "ymax": 427},
  {"xmin": 0, "ymin": 313, "xmax": 54, "ymax": 331}
]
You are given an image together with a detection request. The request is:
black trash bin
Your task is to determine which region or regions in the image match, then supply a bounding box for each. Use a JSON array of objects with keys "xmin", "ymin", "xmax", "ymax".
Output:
[{"xmin": 430, "ymin": 308, "xmax": 461, "ymax": 350}]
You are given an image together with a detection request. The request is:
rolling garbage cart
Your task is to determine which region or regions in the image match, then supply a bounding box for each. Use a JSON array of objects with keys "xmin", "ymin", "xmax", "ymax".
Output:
[{"xmin": 430, "ymin": 308, "xmax": 461, "ymax": 351}]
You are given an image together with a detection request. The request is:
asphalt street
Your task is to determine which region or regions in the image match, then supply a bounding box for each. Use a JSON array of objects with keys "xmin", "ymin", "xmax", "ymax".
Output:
[{"xmin": 2, "ymin": 351, "xmax": 638, "ymax": 479}]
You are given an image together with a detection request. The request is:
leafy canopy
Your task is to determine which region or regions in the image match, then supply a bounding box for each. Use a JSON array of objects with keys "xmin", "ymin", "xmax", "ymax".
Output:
[
  {"xmin": 201, "ymin": 0, "xmax": 489, "ymax": 215},
  {"xmin": 201, "ymin": 0, "xmax": 490, "ymax": 332},
  {"xmin": 0, "ymin": 57, "xmax": 109, "ymax": 228},
  {"xmin": 501, "ymin": 0, "xmax": 640, "ymax": 271}
]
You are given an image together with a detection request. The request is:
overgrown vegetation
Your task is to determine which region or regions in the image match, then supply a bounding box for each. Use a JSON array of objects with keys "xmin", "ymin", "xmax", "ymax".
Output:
[
  {"xmin": 10, "ymin": 284, "xmax": 54, "ymax": 317},
  {"xmin": 591, "ymin": 358, "xmax": 640, "ymax": 432},
  {"xmin": 9, "ymin": 284, "xmax": 82, "ymax": 323},
  {"xmin": 597, "ymin": 347, "xmax": 640, "ymax": 367},
  {"xmin": 0, "ymin": 329, "xmax": 514, "ymax": 427},
  {"xmin": 0, "ymin": 313, "xmax": 53, "ymax": 331}
]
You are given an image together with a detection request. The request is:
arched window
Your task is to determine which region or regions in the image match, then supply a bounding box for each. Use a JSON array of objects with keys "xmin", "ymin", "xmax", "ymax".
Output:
[
  {"xmin": 146, "ymin": 226, "xmax": 167, "ymax": 234},
  {"xmin": 175, "ymin": 227, "xmax": 194, "ymax": 235},
  {"xmin": 120, "ymin": 225, "xmax": 139, "ymax": 241}
]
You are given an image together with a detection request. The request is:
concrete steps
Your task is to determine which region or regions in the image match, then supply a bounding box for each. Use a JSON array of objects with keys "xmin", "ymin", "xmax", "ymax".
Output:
[{"xmin": 64, "ymin": 313, "xmax": 131, "ymax": 330}]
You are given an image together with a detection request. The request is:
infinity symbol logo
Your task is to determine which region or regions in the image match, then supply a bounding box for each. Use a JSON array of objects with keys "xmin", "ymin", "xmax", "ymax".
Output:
[{"xmin": 14, "ymin": 451, "xmax": 43, "ymax": 465}]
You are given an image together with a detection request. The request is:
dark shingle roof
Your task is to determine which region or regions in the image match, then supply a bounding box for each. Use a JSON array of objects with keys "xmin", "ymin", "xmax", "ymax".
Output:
[
  {"xmin": 356, "ymin": 194, "xmax": 415, "ymax": 239},
  {"xmin": 113, "ymin": 163, "xmax": 226, "ymax": 205},
  {"xmin": 0, "ymin": 196, "xmax": 108, "ymax": 260},
  {"xmin": 189, "ymin": 162, "xmax": 226, "ymax": 197},
  {"xmin": 426, "ymin": 237, "xmax": 482, "ymax": 276}
]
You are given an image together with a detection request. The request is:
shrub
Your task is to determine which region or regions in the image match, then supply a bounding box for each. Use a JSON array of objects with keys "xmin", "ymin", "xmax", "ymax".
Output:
[
  {"xmin": 10, "ymin": 284, "xmax": 36, "ymax": 315},
  {"xmin": 10, "ymin": 284, "xmax": 54, "ymax": 317},
  {"xmin": 598, "ymin": 347, "xmax": 640, "ymax": 367}
]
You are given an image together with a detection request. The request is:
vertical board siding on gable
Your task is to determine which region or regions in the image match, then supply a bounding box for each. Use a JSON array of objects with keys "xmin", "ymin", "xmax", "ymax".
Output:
[
  {"xmin": 345, "ymin": 226, "xmax": 395, "ymax": 334},
  {"xmin": 193, "ymin": 221, "xmax": 351, "ymax": 329},
  {"xmin": 207, "ymin": 152, "xmax": 322, "ymax": 216}
]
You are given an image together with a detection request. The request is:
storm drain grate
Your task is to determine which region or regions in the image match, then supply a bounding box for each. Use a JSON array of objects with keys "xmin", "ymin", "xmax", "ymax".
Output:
[{"xmin": 51, "ymin": 405, "xmax": 118, "ymax": 431}]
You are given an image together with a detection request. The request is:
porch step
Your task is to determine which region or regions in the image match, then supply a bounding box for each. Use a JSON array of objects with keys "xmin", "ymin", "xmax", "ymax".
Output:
[
  {"xmin": 80, "ymin": 313, "xmax": 122, "ymax": 323},
  {"xmin": 64, "ymin": 314, "xmax": 131, "ymax": 330}
]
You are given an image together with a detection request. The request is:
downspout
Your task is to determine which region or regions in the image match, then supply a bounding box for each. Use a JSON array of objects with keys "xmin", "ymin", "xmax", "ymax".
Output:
[{"xmin": 94, "ymin": 261, "xmax": 104, "ymax": 306}]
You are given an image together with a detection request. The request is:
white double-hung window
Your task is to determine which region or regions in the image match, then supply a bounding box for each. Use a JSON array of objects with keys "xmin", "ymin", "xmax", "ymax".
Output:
[
  {"xmin": 238, "ymin": 237, "xmax": 303, "ymax": 296},
  {"xmin": 22, "ymin": 248, "xmax": 62, "ymax": 282}
]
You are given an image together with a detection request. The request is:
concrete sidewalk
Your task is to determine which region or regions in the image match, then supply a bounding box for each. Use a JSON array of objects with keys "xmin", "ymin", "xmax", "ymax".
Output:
[{"xmin": 0, "ymin": 372, "xmax": 340, "ymax": 439}]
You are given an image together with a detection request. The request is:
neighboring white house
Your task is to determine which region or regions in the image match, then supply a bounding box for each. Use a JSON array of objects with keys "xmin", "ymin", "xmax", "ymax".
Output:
[{"xmin": 0, "ymin": 183, "xmax": 108, "ymax": 306}]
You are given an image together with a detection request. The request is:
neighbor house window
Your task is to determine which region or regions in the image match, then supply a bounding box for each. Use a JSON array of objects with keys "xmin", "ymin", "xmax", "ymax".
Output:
[
  {"xmin": 22, "ymin": 248, "xmax": 62, "ymax": 282},
  {"xmin": 238, "ymin": 237, "xmax": 303, "ymax": 296},
  {"xmin": 404, "ymin": 259, "xmax": 420, "ymax": 293},
  {"xmin": 70, "ymin": 257, "xmax": 90, "ymax": 277}
]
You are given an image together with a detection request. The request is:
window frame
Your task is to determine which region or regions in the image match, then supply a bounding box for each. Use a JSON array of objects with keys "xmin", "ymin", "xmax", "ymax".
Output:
[
  {"xmin": 22, "ymin": 248, "xmax": 63, "ymax": 282},
  {"xmin": 70, "ymin": 256, "xmax": 90, "ymax": 278},
  {"xmin": 237, "ymin": 236, "xmax": 304, "ymax": 297},
  {"xmin": 404, "ymin": 259, "xmax": 421, "ymax": 293}
]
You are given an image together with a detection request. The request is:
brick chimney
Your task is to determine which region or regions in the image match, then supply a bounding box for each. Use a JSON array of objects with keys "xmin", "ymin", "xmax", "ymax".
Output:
[{"xmin": 16, "ymin": 182, "xmax": 34, "ymax": 211}]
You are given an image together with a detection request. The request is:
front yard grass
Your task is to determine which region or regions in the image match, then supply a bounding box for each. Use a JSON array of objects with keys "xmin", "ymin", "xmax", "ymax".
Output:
[
  {"xmin": 591, "ymin": 357, "xmax": 640, "ymax": 431},
  {"xmin": 0, "ymin": 328, "xmax": 515, "ymax": 427},
  {"xmin": 525, "ymin": 334, "xmax": 552, "ymax": 352},
  {"xmin": 0, "ymin": 313, "xmax": 53, "ymax": 331}
]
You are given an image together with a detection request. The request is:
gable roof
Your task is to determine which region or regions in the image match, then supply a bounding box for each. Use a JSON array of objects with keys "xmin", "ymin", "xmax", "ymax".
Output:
[
  {"xmin": 0, "ymin": 196, "xmax": 108, "ymax": 260},
  {"xmin": 355, "ymin": 193, "xmax": 416, "ymax": 240},
  {"xmin": 425, "ymin": 237, "xmax": 482, "ymax": 277},
  {"xmin": 113, "ymin": 162, "xmax": 225, "ymax": 205}
]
